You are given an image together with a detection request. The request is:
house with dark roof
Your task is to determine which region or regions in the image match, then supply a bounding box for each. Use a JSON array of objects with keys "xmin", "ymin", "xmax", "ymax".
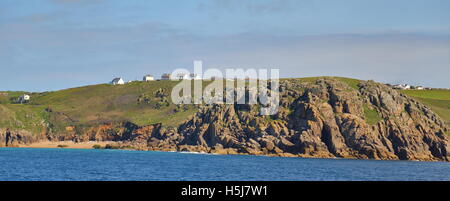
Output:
[{"xmin": 110, "ymin": 78, "xmax": 125, "ymax": 85}]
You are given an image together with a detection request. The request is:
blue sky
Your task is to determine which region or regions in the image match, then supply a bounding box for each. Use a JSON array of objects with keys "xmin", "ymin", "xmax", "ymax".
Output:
[{"xmin": 1, "ymin": 0, "xmax": 450, "ymax": 91}]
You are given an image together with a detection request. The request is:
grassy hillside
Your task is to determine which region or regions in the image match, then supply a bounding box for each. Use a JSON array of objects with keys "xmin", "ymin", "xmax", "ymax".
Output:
[
  {"xmin": 0, "ymin": 81, "xmax": 202, "ymax": 134},
  {"xmin": 0, "ymin": 104, "xmax": 48, "ymax": 134},
  {"xmin": 40, "ymin": 81, "xmax": 203, "ymax": 127},
  {"xmin": 401, "ymin": 89, "xmax": 450, "ymax": 127}
]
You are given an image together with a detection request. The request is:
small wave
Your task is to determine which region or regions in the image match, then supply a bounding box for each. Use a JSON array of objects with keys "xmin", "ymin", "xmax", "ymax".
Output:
[{"xmin": 178, "ymin": 151, "xmax": 210, "ymax": 155}]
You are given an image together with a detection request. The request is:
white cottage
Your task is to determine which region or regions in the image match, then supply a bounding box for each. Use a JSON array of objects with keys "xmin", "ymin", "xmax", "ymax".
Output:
[
  {"xmin": 143, "ymin": 75, "xmax": 154, "ymax": 81},
  {"xmin": 18, "ymin": 94, "xmax": 30, "ymax": 103},
  {"xmin": 111, "ymin": 78, "xmax": 125, "ymax": 85}
]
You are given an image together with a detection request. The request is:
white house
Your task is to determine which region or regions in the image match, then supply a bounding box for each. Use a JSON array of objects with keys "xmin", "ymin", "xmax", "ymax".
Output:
[
  {"xmin": 143, "ymin": 75, "xmax": 154, "ymax": 81},
  {"xmin": 111, "ymin": 78, "xmax": 125, "ymax": 85},
  {"xmin": 18, "ymin": 94, "xmax": 30, "ymax": 103},
  {"xmin": 415, "ymin": 86, "xmax": 424, "ymax": 90}
]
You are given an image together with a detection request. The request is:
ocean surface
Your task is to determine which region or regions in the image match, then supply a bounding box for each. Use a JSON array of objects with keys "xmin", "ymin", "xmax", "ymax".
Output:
[{"xmin": 0, "ymin": 148, "xmax": 449, "ymax": 181}]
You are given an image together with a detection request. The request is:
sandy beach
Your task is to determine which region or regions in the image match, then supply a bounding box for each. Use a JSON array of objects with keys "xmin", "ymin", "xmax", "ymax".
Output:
[{"xmin": 18, "ymin": 141, "xmax": 119, "ymax": 149}]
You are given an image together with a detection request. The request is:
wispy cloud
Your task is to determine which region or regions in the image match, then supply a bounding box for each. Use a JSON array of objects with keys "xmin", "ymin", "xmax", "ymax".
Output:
[
  {"xmin": 51, "ymin": 0, "xmax": 104, "ymax": 5},
  {"xmin": 197, "ymin": 0, "xmax": 297, "ymax": 15},
  {"xmin": 2, "ymin": 18, "xmax": 450, "ymax": 91}
]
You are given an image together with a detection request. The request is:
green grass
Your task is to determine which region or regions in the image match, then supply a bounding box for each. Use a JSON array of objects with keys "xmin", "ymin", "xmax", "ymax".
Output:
[
  {"xmin": 363, "ymin": 104, "xmax": 383, "ymax": 125},
  {"xmin": 401, "ymin": 89, "xmax": 450, "ymax": 100},
  {"xmin": 296, "ymin": 77, "xmax": 322, "ymax": 83},
  {"xmin": 30, "ymin": 81, "xmax": 186, "ymax": 125},
  {"xmin": 295, "ymin": 76, "xmax": 361, "ymax": 90},
  {"xmin": 0, "ymin": 94, "xmax": 9, "ymax": 104},
  {"xmin": 401, "ymin": 89, "xmax": 450, "ymax": 126},
  {"xmin": 0, "ymin": 104, "xmax": 48, "ymax": 134},
  {"xmin": 334, "ymin": 77, "xmax": 361, "ymax": 90},
  {"xmin": 0, "ymin": 80, "xmax": 200, "ymax": 134}
]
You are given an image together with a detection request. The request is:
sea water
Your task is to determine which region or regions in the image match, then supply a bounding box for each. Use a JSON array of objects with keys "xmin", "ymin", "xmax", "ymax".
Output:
[{"xmin": 1, "ymin": 148, "xmax": 449, "ymax": 181}]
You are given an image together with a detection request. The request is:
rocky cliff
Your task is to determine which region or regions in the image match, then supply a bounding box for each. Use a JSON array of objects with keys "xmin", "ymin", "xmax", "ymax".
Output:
[
  {"xmin": 2, "ymin": 78, "xmax": 449, "ymax": 161},
  {"xmin": 166, "ymin": 78, "xmax": 449, "ymax": 161}
]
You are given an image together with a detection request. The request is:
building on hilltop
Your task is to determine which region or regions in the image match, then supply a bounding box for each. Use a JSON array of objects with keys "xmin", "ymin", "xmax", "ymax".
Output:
[
  {"xmin": 143, "ymin": 75, "xmax": 154, "ymax": 81},
  {"xmin": 110, "ymin": 77, "xmax": 125, "ymax": 85},
  {"xmin": 190, "ymin": 73, "xmax": 202, "ymax": 80},
  {"xmin": 160, "ymin": 73, "xmax": 202, "ymax": 80},
  {"xmin": 17, "ymin": 94, "xmax": 31, "ymax": 103},
  {"xmin": 393, "ymin": 84, "xmax": 411, "ymax": 90},
  {"xmin": 18, "ymin": 94, "xmax": 30, "ymax": 103},
  {"xmin": 175, "ymin": 73, "xmax": 190, "ymax": 80},
  {"xmin": 161, "ymin": 73, "xmax": 172, "ymax": 80}
]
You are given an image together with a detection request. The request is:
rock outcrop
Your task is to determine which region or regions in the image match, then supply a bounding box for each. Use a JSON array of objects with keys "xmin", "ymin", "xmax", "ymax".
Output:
[
  {"xmin": 0, "ymin": 129, "xmax": 37, "ymax": 147},
  {"xmin": 170, "ymin": 78, "xmax": 449, "ymax": 161}
]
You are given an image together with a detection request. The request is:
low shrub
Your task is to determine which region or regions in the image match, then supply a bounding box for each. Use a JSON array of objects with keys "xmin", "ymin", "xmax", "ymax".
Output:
[
  {"xmin": 104, "ymin": 144, "xmax": 120, "ymax": 149},
  {"xmin": 92, "ymin": 144, "xmax": 102, "ymax": 149}
]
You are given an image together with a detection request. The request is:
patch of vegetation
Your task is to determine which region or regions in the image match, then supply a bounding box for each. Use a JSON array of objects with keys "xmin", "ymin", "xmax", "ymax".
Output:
[
  {"xmin": 92, "ymin": 144, "xmax": 102, "ymax": 149},
  {"xmin": 402, "ymin": 89, "xmax": 450, "ymax": 100},
  {"xmin": 57, "ymin": 144, "xmax": 68, "ymax": 148},
  {"xmin": 262, "ymin": 114, "xmax": 277, "ymax": 124},
  {"xmin": 0, "ymin": 104, "xmax": 49, "ymax": 134},
  {"xmin": 104, "ymin": 144, "xmax": 120, "ymax": 149},
  {"xmin": 402, "ymin": 89, "xmax": 450, "ymax": 127},
  {"xmin": 363, "ymin": 104, "xmax": 383, "ymax": 125},
  {"xmin": 0, "ymin": 94, "xmax": 9, "ymax": 104},
  {"xmin": 295, "ymin": 76, "xmax": 361, "ymax": 91},
  {"xmin": 334, "ymin": 77, "xmax": 361, "ymax": 90},
  {"xmin": 297, "ymin": 77, "xmax": 322, "ymax": 83}
]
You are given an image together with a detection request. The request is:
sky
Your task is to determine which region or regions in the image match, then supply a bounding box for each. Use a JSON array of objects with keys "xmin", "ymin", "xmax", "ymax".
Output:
[{"xmin": 1, "ymin": 0, "xmax": 450, "ymax": 92}]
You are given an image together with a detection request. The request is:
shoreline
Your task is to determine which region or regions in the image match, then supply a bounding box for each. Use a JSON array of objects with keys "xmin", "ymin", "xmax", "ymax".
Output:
[
  {"xmin": 16, "ymin": 141, "xmax": 119, "ymax": 149},
  {"xmin": 4, "ymin": 141, "xmax": 446, "ymax": 163},
  {"xmin": 3, "ymin": 144, "xmax": 448, "ymax": 163}
]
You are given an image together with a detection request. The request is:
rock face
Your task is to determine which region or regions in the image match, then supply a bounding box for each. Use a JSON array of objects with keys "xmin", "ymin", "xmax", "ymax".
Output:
[
  {"xmin": 0, "ymin": 129, "xmax": 36, "ymax": 147},
  {"xmin": 2, "ymin": 78, "xmax": 449, "ymax": 161},
  {"xmin": 171, "ymin": 78, "xmax": 449, "ymax": 161}
]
